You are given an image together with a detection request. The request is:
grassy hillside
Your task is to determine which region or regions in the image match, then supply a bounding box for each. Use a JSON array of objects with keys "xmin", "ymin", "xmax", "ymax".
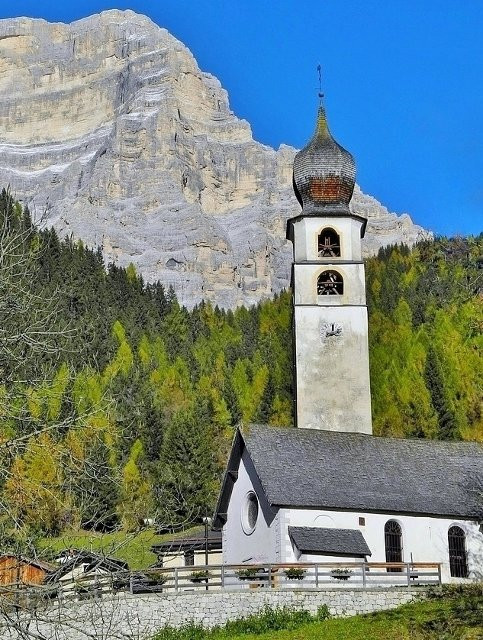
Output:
[
  {"xmin": 152, "ymin": 587, "xmax": 483, "ymax": 640},
  {"xmin": 38, "ymin": 526, "xmax": 205, "ymax": 569}
]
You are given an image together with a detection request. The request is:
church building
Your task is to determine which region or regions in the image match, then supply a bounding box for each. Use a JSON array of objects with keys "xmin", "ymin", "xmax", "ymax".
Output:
[{"xmin": 213, "ymin": 101, "xmax": 483, "ymax": 583}]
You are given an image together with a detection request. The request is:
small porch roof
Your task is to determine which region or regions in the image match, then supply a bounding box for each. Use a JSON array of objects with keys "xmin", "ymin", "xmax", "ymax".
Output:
[
  {"xmin": 152, "ymin": 530, "xmax": 222, "ymax": 555},
  {"xmin": 289, "ymin": 527, "xmax": 372, "ymax": 557}
]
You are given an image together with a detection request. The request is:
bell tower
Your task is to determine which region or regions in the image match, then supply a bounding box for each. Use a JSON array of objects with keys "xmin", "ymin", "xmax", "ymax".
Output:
[{"xmin": 287, "ymin": 99, "xmax": 372, "ymax": 434}]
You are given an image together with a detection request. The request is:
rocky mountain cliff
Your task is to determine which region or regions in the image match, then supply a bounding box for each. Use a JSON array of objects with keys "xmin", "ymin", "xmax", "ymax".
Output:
[{"xmin": 0, "ymin": 10, "xmax": 429, "ymax": 307}]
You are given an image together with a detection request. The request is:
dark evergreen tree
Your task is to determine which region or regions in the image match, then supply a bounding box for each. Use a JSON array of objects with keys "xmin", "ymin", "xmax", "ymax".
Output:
[
  {"xmin": 155, "ymin": 403, "xmax": 220, "ymax": 524},
  {"xmin": 74, "ymin": 437, "xmax": 120, "ymax": 532},
  {"xmin": 425, "ymin": 347, "xmax": 458, "ymax": 440}
]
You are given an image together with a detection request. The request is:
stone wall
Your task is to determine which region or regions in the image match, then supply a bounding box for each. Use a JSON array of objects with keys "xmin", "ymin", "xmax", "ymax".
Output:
[{"xmin": 2, "ymin": 588, "xmax": 426, "ymax": 640}]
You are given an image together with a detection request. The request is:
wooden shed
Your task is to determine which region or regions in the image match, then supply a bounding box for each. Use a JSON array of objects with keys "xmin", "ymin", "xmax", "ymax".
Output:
[{"xmin": 0, "ymin": 555, "xmax": 55, "ymax": 586}]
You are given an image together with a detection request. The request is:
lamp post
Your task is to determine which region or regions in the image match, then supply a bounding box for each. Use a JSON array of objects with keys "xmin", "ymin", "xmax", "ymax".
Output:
[
  {"xmin": 202, "ymin": 516, "xmax": 212, "ymax": 566},
  {"xmin": 202, "ymin": 516, "xmax": 212, "ymax": 591}
]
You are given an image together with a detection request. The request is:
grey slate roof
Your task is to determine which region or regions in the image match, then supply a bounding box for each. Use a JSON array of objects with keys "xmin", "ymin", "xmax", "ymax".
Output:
[
  {"xmin": 214, "ymin": 425, "xmax": 483, "ymax": 526},
  {"xmin": 151, "ymin": 530, "xmax": 222, "ymax": 554},
  {"xmin": 289, "ymin": 527, "xmax": 371, "ymax": 557},
  {"xmin": 46, "ymin": 551, "xmax": 129, "ymax": 583}
]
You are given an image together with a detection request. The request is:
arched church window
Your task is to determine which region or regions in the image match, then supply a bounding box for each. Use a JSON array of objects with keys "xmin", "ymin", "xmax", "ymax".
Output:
[
  {"xmin": 318, "ymin": 228, "xmax": 341, "ymax": 257},
  {"xmin": 385, "ymin": 520, "xmax": 403, "ymax": 571},
  {"xmin": 317, "ymin": 270, "xmax": 343, "ymax": 296},
  {"xmin": 448, "ymin": 526, "xmax": 468, "ymax": 578}
]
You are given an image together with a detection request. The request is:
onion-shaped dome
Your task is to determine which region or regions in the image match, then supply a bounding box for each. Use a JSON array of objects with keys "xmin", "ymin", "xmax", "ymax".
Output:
[{"xmin": 293, "ymin": 106, "xmax": 355, "ymax": 214}]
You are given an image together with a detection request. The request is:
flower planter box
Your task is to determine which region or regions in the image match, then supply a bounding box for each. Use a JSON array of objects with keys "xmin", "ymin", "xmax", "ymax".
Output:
[
  {"xmin": 236, "ymin": 570, "xmax": 263, "ymax": 581},
  {"xmin": 330, "ymin": 571, "xmax": 352, "ymax": 581},
  {"xmin": 284, "ymin": 569, "xmax": 306, "ymax": 581},
  {"xmin": 189, "ymin": 572, "xmax": 211, "ymax": 584}
]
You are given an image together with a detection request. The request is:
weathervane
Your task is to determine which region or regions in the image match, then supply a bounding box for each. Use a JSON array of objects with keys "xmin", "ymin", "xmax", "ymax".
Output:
[{"xmin": 317, "ymin": 64, "xmax": 324, "ymax": 103}]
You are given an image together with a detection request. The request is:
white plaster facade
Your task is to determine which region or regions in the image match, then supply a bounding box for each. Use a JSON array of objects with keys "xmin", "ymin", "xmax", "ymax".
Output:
[
  {"xmin": 222, "ymin": 452, "xmax": 483, "ymax": 584},
  {"xmin": 282, "ymin": 508, "xmax": 483, "ymax": 583},
  {"xmin": 222, "ymin": 448, "xmax": 279, "ymax": 565},
  {"xmin": 160, "ymin": 550, "xmax": 223, "ymax": 570},
  {"xmin": 290, "ymin": 215, "xmax": 372, "ymax": 434},
  {"xmin": 294, "ymin": 305, "xmax": 371, "ymax": 433}
]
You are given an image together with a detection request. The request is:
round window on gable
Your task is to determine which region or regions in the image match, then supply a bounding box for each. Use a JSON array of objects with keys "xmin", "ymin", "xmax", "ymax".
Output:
[{"xmin": 242, "ymin": 492, "xmax": 259, "ymax": 535}]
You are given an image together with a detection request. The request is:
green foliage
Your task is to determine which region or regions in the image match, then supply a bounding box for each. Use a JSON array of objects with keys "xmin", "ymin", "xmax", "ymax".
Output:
[
  {"xmin": 151, "ymin": 606, "xmax": 319, "ymax": 640},
  {"xmin": 283, "ymin": 567, "xmax": 306, "ymax": 580},
  {"xmin": 156, "ymin": 403, "xmax": 219, "ymax": 523},
  {"xmin": 150, "ymin": 596, "xmax": 482, "ymax": 640},
  {"xmin": 3, "ymin": 433, "xmax": 66, "ymax": 534},
  {"xmin": 72, "ymin": 433, "xmax": 120, "ymax": 532},
  {"xmin": 0, "ymin": 193, "xmax": 480, "ymax": 543},
  {"xmin": 231, "ymin": 357, "xmax": 270, "ymax": 424},
  {"xmin": 235, "ymin": 567, "xmax": 260, "ymax": 579},
  {"xmin": 189, "ymin": 570, "xmax": 211, "ymax": 582},
  {"xmin": 38, "ymin": 527, "xmax": 186, "ymax": 569},
  {"xmin": 119, "ymin": 439, "xmax": 153, "ymax": 531},
  {"xmin": 367, "ymin": 237, "xmax": 482, "ymax": 441}
]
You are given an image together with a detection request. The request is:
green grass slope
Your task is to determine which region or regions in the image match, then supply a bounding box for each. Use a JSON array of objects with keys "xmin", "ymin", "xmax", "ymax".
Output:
[
  {"xmin": 38, "ymin": 527, "xmax": 203, "ymax": 569},
  {"xmin": 153, "ymin": 587, "xmax": 483, "ymax": 640}
]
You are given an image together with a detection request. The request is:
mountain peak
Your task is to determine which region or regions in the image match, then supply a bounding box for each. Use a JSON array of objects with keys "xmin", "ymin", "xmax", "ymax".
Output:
[{"xmin": 0, "ymin": 11, "xmax": 429, "ymax": 308}]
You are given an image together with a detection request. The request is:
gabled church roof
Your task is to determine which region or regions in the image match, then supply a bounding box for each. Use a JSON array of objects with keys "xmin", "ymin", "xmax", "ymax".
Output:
[
  {"xmin": 289, "ymin": 527, "xmax": 371, "ymax": 557},
  {"xmin": 213, "ymin": 425, "xmax": 483, "ymax": 528}
]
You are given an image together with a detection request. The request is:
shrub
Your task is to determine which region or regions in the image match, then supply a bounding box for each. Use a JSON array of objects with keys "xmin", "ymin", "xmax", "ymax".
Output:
[
  {"xmin": 427, "ymin": 583, "xmax": 483, "ymax": 600},
  {"xmin": 315, "ymin": 604, "xmax": 331, "ymax": 620},
  {"xmin": 151, "ymin": 604, "xmax": 329, "ymax": 638},
  {"xmin": 147, "ymin": 570, "xmax": 168, "ymax": 583},
  {"xmin": 223, "ymin": 606, "xmax": 312, "ymax": 634}
]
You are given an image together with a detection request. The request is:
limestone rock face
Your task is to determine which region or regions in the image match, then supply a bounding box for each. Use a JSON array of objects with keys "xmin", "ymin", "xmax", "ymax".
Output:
[{"xmin": 0, "ymin": 10, "xmax": 430, "ymax": 307}]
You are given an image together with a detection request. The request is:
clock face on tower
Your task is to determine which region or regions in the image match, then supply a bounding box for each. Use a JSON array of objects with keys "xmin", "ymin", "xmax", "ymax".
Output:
[{"xmin": 320, "ymin": 321, "xmax": 343, "ymax": 342}]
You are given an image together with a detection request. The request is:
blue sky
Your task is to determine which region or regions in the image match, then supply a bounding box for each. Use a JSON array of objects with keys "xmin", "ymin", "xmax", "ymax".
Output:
[{"xmin": 1, "ymin": 1, "xmax": 482, "ymax": 236}]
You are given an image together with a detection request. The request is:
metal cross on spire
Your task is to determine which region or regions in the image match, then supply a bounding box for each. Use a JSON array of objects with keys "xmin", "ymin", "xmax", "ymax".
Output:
[{"xmin": 317, "ymin": 64, "xmax": 324, "ymax": 103}]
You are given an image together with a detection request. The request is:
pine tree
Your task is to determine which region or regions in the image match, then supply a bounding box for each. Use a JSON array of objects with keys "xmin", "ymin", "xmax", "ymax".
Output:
[
  {"xmin": 425, "ymin": 347, "xmax": 458, "ymax": 439},
  {"xmin": 74, "ymin": 434, "xmax": 120, "ymax": 532},
  {"xmin": 155, "ymin": 404, "xmax": 219, "ymax": 525},
  {"xmin": 119, "ymin": 439, "xmax": 153, "ymax": 531}
]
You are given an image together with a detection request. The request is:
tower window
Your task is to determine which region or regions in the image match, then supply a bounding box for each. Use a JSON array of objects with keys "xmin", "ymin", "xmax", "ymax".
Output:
[
  {"xmin": 448, "ymin": 526, "xmax": 468, "ymax": 578},
  {"xmin": 318, "ymin": 228, "xmax": 341, "ymax": 257},
  {"xmin": 317, "ymin": 270, "xmax": 343, "ymax": 295},
  {"xmin": 385, "ymin": 520, "xmax": 403, "ymax": 572}
]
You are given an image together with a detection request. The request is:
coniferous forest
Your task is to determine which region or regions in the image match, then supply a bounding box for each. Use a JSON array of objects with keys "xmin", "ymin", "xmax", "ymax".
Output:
[{"xmin": 0, "ymin": 189, "xmax": 481, "ymax": 542}]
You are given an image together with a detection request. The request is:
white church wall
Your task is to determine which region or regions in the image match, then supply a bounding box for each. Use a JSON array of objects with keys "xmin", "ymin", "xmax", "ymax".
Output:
[
  {"xmin": 294, "ymin": 305, "xmax": 372, "ymax": 433},
  {"xmin": 281, "ymin": 508, "xmax": 483, "ymax": 583},
  {"xmin": 222, "ymin": 448, "xmax": 280, "ymax": 565}
]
